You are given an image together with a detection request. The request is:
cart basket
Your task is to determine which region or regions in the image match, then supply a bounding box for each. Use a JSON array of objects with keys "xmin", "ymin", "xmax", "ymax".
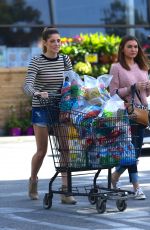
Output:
[{"xmin": 38, "ymin": 96, "xmax": 137, "ymax": 171}]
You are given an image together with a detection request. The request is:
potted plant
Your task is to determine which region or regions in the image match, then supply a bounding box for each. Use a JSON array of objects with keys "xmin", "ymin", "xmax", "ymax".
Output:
[
  {"xmin": 5, "ymin": 105, "xmax": 22, "ymax": 136},
  {"xmin": 5, "ymin": 101, "xmax": 34, "ymax": 136},
  {"xmin": 98, "ymin": 35, "xmax": 121, "ymax": 64},
  {"xmin": 21, "ymin": 118, "xmax": 34, "ymax": 135},
  {"xmin": 73, "ymin": 61, "xmax": 92, "ymax": 76},
  {"xmin": 19, "ymin": 100, "xmax": 34, "ymax": 136}
]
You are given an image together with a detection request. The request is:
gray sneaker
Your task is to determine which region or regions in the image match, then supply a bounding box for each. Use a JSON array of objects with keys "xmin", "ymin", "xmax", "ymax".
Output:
[{"xmin": 134, "ymin": 188, "xmax": 146, "ymax": 200}]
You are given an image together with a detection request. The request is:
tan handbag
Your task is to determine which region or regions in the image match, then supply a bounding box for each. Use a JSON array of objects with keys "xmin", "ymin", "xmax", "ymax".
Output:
[{"xmin": 126, "ymin": 85, "xmax": 149, "ymax": 127}]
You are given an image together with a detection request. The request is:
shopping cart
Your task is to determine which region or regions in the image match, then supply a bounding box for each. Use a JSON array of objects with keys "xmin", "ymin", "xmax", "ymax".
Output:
[{"xmin": 38, "ymin": 95, "xmax": 136, "ymax": 214}]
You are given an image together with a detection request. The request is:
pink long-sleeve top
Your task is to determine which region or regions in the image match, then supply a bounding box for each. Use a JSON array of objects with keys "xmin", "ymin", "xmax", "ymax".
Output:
[{"xmin": 109, "ymin": 62, "xmax": 150, "ymax": 106}]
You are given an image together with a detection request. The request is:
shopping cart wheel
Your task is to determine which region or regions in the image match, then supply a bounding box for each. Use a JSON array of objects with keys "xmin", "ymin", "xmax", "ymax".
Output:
[
  {"xmin": 43, "ymin": 193, "xmax": 53, "ymax": 209},
  {"xmin": 116, "ymin": 199, "xmax": 127, "ymax": 212},
  {"xmin": 96, "ymin": 197, "xmax": 106, "ymax": 214},
  {"xmin": 88, "ymin": 188, "xmax": 98, "ymax": 205}
]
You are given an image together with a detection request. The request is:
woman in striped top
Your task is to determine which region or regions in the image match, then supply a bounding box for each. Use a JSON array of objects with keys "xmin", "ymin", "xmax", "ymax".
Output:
[{"xmin": 24, "ymin": 27, "xmax": 76, "ymax": 204}]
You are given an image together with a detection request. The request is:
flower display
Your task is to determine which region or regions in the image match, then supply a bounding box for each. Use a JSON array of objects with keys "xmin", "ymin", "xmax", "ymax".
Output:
[{"xmin": 60, "ymin": 33, "xmax": 121, "ymax": 76}]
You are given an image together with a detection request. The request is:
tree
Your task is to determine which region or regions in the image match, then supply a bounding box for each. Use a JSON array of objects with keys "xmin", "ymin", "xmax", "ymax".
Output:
[
  {"xmin": 101, "ymin": 0, "xmax": 147, "ymax": 42},
  {"xmin": 0, "ymin": 0, "xmax": 43, "ymax": 46},
  {"xmin": 0, "ymin": 0, "xmax": 42, "ymax": 24},
  {"xmin": 101, "ymin": 0, "xmax": 126, "ymax": 37}
]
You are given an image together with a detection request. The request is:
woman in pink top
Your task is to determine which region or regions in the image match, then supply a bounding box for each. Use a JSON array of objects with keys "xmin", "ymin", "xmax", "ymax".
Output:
[{"xmin": 109, "ymin": 35, "xmax": 150, "ymax": 200}]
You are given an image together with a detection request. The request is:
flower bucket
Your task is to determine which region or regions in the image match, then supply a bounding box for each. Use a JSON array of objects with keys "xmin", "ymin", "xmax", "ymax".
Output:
[
  {"xmin": 9, "ymin": 127, "xmax": 22, "ymax": 136},
  {"xmin": 26, "ymin": 126, "xmax": 34, "ymax": 135},
  {"xmin": 99, "ymin": 54, "xmax": 110, "ymax": 64}
]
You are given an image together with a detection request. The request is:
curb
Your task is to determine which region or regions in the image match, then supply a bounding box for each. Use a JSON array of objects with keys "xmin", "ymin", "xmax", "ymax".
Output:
[{"xmin": 0, "ymin": 135, "xmax": 35, "ymax": 143}]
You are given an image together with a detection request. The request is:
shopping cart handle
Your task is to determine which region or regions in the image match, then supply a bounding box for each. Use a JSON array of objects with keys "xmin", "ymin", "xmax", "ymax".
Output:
[
  {"xmin": 35, "ymin": 93, "xmax": 61, "ymax": 97},
  {"xmin": 48, "ymin": 92, "xmax": 61, "ymax": 97},
  {"xmin": 35, "ymin": 94, "xmax": 41, "ymax": 99}
]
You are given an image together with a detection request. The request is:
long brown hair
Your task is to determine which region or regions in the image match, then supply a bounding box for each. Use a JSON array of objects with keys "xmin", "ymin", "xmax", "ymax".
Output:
[
  {"xmin": 118, "ymin": 35, "xmax": 149, "ymax": 71},
  {"xmin": 42, "ymin": 27, "xmax": 60, "ymax": 53}
]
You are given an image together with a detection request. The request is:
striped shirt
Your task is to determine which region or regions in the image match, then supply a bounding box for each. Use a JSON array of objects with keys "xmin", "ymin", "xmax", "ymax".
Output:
[{"xmin": 24, "ymin": 54, "xmax": 72, "ymax": 107}]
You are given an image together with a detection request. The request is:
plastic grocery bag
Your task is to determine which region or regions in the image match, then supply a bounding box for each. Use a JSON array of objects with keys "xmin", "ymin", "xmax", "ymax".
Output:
[
  {"xmin": 99, "ymin": 94, "xmax": 125, "ymax": 118},
  {"xmin": 84, "ymin": 74, "xmax": 112, "ymax": 103},
  {"xmin": 60, "ymin": 70, "xmax": 86, "ymax": 113}
]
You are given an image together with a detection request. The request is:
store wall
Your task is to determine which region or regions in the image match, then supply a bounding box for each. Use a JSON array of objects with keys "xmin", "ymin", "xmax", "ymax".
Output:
[{"xmin": 0, "ymin": 68, "xmax": 29, "ymax": 133}]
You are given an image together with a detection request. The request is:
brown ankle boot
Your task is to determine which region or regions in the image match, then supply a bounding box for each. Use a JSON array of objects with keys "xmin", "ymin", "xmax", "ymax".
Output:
[
  {"xmin": 28, "ymin": 178, "xmax": 39, "ymax": 200},
  {"xmin": 61, "ymin": 185, "xmax": 77, "ymax": 205}
]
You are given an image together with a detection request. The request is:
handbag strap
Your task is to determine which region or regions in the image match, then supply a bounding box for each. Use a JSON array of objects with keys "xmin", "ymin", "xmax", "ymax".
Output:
[
  {"xmin": 135, "ymin": 89, "xmax": 143, "ymax": 104},
  {"xmin": 63, "ymin": 55, "xmax": 67, "ymax": 70},
  {"xmin": 116, "ymin": 85, "xmax": 143, "ymax": 114},
  {"xmin": 116, "ymin": 89, "xmax": 126, "ymax": 102},
  {"xmin": 116, "ymin": 84, "xmax": 143, "ymax": 106},
  {"xmin": 131, "ymin": 84, "xmax": 143, "ymax": 105}
]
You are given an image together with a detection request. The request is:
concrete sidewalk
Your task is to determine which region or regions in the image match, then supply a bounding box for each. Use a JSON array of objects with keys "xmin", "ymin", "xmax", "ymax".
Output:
[
  {"xmin": 0, "ymin": 136, "xmax": 56, "ymax": 181},
  {"xmin": 0, "ymin": 136, "xmax": 111, "ymax": 181}
]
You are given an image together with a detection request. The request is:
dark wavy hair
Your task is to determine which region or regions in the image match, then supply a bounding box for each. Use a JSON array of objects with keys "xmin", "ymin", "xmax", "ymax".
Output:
[
  {"xmin": 118, "ymin": 35, "xmax": 149, "ymax": 71},
  {"xmin": 42, "ymin": 27, "xmax": 60, "ymax": 53}
]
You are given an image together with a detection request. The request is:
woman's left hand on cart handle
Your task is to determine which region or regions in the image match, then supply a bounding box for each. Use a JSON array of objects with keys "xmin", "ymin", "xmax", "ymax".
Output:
[{"xmin": 34, "ymin": 91, "xmax": 49, "ymax": 98}]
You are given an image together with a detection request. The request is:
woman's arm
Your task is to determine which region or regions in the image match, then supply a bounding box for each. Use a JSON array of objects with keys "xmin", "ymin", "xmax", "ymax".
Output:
[
  {"xmin": 64, "ymin": 55, "xmax": 73, "ymax": 71},
  {"xmin": 109, "ymin": 64, "xmax": 130, "ymax": 98},
  {"xmin": 145, "ymin": 73, "xmax": 150, "ymax": 96},
  {"xmin": 23, "ymin": 57, "xmax": 39, "ymax": 96}
]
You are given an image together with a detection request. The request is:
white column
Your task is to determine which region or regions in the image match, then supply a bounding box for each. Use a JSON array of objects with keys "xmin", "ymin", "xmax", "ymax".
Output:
[{"xmin": 127, "ymin": 0, "xmax": 135, "ymax": 36}]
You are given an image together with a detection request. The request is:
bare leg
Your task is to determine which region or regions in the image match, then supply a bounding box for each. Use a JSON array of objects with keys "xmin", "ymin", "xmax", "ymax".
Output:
[
  {"xmin": 54, "ymin": 124, "xmax": 76, "ymax": 204},
  {"xmin": 31, "ymin": 125, "xmax": 48, "ymax": 181},
  {"xmin": 54, "ymin": 125, "xmax": 69, "ymax": 186},
  {"xmin": 29, "ymin": 125, "xmax": 48, "ymax": 200},
  {"xmin": 111, "ymin": 166, "xmax": 126, "ymax": 189},
  {"xmin": 111, "ymin": 171, "xmax": 121, "ymax": 188}
]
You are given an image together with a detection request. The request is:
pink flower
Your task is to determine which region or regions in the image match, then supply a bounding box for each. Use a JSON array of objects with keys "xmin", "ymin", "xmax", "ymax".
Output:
[
  {"xmin": 73, "ymin": 35, "xmax": 84, "ymax": 43},
  {"xmin": 143, "ymin": 44, "xmax": 150, "ymax": 53}
]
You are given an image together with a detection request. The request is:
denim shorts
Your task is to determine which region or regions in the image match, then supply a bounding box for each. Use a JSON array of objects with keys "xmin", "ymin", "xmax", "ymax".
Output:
[{"xmin": 32, "ymin": 106, "xmax": 60, "ymax": 127}]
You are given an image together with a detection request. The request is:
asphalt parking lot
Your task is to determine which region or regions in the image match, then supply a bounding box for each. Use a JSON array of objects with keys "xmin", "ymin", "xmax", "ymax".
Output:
[{"xmin": 0, "ymin": 136, "xmax": 150, "ymax": 229}]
